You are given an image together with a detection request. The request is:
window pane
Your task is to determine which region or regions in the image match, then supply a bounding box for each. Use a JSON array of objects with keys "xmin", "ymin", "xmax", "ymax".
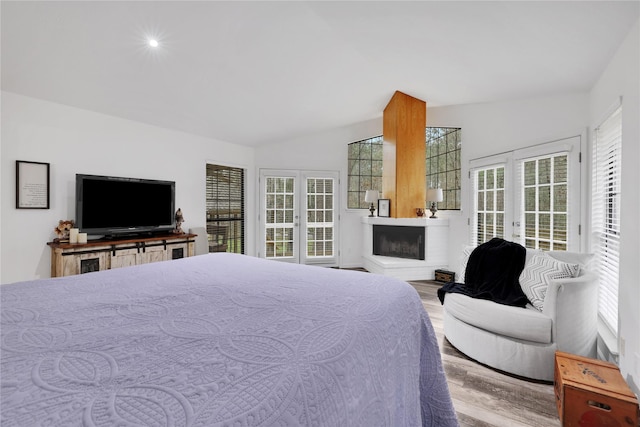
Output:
[
  {"xmin": 539, "ymin": 214, "xmax": 551, "ymax": 239},
  {"xmin": 348, "ymin": 143, "xmax": 359, "ymax": 159},
  {"xmin": 372, "ymin": 160, "xmax": 383, "ymax": 175},
  {"xmin": 497, "ymin": 168, "xmax": 504, "ymax": 188},
  {"xmin": 487, "ymin": 169, "xmax": 494, "ymax": 189},
  {"xmin": 349, "ymin": 160, "xmax": 359, "ymax": 176},
  {"xmin": 554, "ymin": 156, "xmax": 567, "ymax": 182},
  {"xmin": 554, "ymin": 184, "xmax": 567, "ymax": 212},
  {"xmin": 496, "ymin": 190, "xmax": 504, "ymax": 211},
  {"xmin": 324, "ymin": 179, "xmax": 333, "ymax": 194},
  {"xmin": 371, "ymin": 143, "xmax": 382, "ymax": 159},
  {"xmin": 539, "ymin": 186, "xmax": 550, "ymax": 211},
  {"xmin": 486, "ymin": 190, "xmax": 494, "ymax": 210},
  {"xmin": 553, "ymin": 242, "xmax": 566, "ymax": 251},
  {"xmin": 524, "ymin": 161, "xmax": 536, "ymax": 186},
  {"xmin": 496, "ymin": 213, "xmax": 504, "ymax": 238},
  {"xmin": 553, "ymin": 214, "xmax": 567, "ymax": 241},
  {"xmin": 359, "ymin": 143, "xmax": 371, "ymax": 159},
  {"xmin": 525, "ymin": 187, "xmax": 536, "ymax": 211},
  {"xmin": 525, "ymin": 213, "xmax": 536, "ymax": 238},
  {"xmin": 486, "ymin": 213, "xmax": 494, "ymax": 236},
  {"xmin": 538, "ymin": 158, "xmax": 551, "ymax": 185}
]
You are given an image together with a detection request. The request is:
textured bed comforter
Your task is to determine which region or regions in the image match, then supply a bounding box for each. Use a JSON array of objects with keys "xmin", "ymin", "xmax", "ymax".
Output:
[{"xmin": 1, "ymin": 253, "xmax": 457, "ymax": 426}]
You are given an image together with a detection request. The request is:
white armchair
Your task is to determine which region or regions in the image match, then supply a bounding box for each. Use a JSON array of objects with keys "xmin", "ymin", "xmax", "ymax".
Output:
[{"xmin": 442, "ymin": 251, "xmax": 598, "ymax": 381}]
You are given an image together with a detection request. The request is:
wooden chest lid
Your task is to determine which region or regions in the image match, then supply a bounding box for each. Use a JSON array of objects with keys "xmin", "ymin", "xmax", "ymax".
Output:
[{"xmin": 555, "ymin": 351, "xmax": 638, "ymax": 403}]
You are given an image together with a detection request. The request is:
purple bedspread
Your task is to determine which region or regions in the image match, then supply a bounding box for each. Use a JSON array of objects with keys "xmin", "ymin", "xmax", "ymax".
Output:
[{"xmin": 1, "ymin": 253, "xmax": 458, "ymax": 426}]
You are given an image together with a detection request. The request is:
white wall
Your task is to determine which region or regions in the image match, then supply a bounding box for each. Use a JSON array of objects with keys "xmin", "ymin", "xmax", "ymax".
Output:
[
  {"xmin": 1, "ymin": 92, "xmax": 256, "ymax": 284},
  {"xmin": 589, "ymin": 19, "xmax": 640, "ymax": 395}
]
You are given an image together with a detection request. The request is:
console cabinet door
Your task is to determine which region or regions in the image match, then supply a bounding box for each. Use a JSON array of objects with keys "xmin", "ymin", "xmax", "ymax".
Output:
[
  {"xmin": 73, "ymin": 252, "xmax": 108, "ymax": 276},
  {"xmin": 110, "ymin": 248, "xmax": 139, "ymax": 269},
  {"xmin": 140, "ymin": 245, "xmax": 167, "ymax": 264},
  {"xmin": 168, "ymin": 243, "xmax": 188, "ymax": 260}
]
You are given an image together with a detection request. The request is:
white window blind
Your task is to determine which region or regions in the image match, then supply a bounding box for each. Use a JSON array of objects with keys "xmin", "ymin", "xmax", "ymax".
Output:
[
  {"xmin": 592, "ymin": 105, "xmax": 622, "ymax": 334},
  {"xmin": 206, "ymin": 164, "xmax": 245, "ymax": 254}
]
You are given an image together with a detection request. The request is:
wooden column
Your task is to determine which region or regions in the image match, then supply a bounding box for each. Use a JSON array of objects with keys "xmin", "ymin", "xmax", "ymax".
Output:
[{"xmin": 382, "ymin": 91, "xmax": 426, "ymax": 218}]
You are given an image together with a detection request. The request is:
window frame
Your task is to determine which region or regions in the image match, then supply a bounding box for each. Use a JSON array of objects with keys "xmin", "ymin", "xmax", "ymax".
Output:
[
  {"xmin": 469, "ymin": 135, "xmax": 582, "ymax": 252},
  {"xmin": 206, "ymin": 163, "xmax": 246, "ymax": 254},
  {"xmin": 347, "ymin": 127, "xmax": 462, "ymax": 210}
]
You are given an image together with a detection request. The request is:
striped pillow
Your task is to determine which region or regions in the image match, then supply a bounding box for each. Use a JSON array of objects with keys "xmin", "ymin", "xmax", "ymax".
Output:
[{"xmin": 519, "ymin": 252, "xmax": 580, "ymax": 310}]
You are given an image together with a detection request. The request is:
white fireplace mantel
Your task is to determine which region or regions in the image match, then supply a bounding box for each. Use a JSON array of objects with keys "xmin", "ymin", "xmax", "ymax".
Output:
[{"xmin": 362, "ymin": 216, "xmax": 449, "ymax": 281}]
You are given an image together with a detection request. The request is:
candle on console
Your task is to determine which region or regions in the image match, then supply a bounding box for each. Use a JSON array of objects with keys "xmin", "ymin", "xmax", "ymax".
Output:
[
  {"xmin": 77, "ymin": 233, "xmax": 88, "ymax": 244},
  {"xmin": 69, "ymin": 228, "xmax": 79, "ymax": 244}
]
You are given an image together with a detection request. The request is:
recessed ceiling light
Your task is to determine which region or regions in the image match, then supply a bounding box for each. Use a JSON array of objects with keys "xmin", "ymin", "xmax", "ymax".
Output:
[{"xmin": 148, "ymin": 39, "xmax": 159, "ymax": 48}]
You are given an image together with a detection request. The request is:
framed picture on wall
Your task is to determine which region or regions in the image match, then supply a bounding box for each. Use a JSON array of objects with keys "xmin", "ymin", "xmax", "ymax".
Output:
[
  {"xmin": 378, "ymin": 199, "xmax": 390, "ymax": 217},
  {"xmin": 16, "ymin": 160, "xmax": 50, "ymax": 209}
]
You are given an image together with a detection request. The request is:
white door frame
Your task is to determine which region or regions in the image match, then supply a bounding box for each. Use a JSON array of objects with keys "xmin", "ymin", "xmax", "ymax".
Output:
[{"xmin": 258, "ymin": 169, "xmax": 340, "ymax": 266}]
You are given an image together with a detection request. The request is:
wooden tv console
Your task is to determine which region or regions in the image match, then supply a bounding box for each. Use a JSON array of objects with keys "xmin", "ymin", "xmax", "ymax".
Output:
[{"xmin": 47, "ymin": 233, "xmax": 196, "ymax": 277}]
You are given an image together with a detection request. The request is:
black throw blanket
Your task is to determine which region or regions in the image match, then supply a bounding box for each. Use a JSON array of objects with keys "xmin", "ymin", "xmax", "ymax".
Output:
[{"xmin": 437, "ymin": 238, "xmax": 529, "ymax": 307}]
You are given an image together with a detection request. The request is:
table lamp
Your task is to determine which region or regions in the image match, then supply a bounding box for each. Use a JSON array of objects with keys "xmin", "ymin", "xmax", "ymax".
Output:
[
  {"xmin": 426, "ymin": 188, "xmax": 443, "ymax": 218},
  {"xmin": 364, "ymin": 190, "xmax": 379, "ymax": 217}
]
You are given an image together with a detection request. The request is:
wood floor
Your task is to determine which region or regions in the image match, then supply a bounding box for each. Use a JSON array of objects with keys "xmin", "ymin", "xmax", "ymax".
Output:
[{"xmin": 409, "ymin": 280, "xmax": 561, "ymax": 427}]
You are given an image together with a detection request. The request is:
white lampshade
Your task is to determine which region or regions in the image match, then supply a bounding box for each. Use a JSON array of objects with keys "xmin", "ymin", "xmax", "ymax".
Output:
[
  {"xmin": 364, "ymin": 190, "xmax": 380, "ymax": 203},
  {"xmin": 426, "ymin": 188, "xmax": 443, "ymax": 202}
]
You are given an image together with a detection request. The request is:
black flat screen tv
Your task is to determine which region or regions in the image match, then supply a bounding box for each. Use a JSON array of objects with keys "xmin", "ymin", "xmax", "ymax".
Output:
[{"xmin": 76, "ymin": 174, "xmax": 175, "ymax": 237}]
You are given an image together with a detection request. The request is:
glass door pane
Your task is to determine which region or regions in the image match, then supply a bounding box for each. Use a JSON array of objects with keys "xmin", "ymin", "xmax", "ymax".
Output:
[
  {"xmin": 260, "ymin": 170, "xmax": 339, "ymax": 266},
  {"xmin": 264, "ymin": 176, "xmax": 297, "ymax": 262},
  {"xmin": 521, "ymin": 154, "xmax": 569, "ymax": 251},
  {"xmin": 513, "ymin": 135, "xmax": 581, "ymax": 252},
  {"xmin": 472, "ymin": 165, "xmax": 506, "ymax": 245},
  {"xmin": 303, "ymin": 176, "xmax": 335, "ymax": 263}
]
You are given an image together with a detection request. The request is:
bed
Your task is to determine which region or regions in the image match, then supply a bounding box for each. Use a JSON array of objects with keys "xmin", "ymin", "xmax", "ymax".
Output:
[{"xmin": 1, "ymin": 253, "xmax": 458, "ymax": 426}]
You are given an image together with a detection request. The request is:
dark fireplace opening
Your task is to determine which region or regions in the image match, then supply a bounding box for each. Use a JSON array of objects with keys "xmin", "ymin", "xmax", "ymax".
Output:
[{"xmin": 373, "ymin": 225, "xmax": 425, "ymax": 260}]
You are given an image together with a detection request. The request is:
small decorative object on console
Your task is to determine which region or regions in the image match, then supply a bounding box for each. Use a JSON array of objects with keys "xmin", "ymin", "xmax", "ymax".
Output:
[
  {"xmin": 53, "ymin": 219, "xmax": 75, "ymax": 242},
  {"xmin": 555, "ymin": 351, "xmax": 639, "ymax": 427},
  {"xmin": 173, "ymin": 208, "xmax": 184, "ymax": 234},
  {"xmin": 416, "ymin": 208, "xmax": 425, "ymax": 217},
  {"xmin": 435, "ymin": 269, "xmax": 455, "ymax": 283}
]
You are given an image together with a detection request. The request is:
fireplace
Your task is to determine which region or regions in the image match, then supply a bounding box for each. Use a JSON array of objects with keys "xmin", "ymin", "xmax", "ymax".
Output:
[{"xmin": 373, "ymin": 225, "xmax": 425, "ymax": 260}]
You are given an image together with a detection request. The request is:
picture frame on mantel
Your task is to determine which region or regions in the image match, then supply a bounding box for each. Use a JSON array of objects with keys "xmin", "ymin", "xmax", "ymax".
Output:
[
  {"xmin": 16, "ymin": 160, "xmax": 50, "ymax": 209},
  {"xmin": 378, "ymin": 199, "xmax": 390, "ymax": 217}
]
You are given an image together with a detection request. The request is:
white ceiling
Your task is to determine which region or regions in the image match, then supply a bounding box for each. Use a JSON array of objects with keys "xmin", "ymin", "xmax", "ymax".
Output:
[{"xmin": 2, "ymin": 1, "xmax": 638, "ymax": 147}]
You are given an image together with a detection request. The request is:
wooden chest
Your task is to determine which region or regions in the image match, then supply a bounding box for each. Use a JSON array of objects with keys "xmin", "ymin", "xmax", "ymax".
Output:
[
  {"xmin": 554, "ymin": 351, "xmax": 639, "ymax": 427},
  {"xmin": 434, "ymin": 269, "xmax": 455, "ymax": 283}
]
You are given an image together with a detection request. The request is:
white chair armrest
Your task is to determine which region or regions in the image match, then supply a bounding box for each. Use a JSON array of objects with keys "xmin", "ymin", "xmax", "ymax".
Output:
[{"xmin": 542, "ymin": 271, "xmax": 598, "ymax": 357}]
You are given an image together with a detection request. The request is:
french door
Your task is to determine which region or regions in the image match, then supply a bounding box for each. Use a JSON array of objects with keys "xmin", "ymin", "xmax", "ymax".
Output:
[
  {"xmin": 470, "ymin": 135, "xmax": 583, "ymax": 251},
  {"xmin": 259, "ymin": 170, "xmax": 339, "ymax": 266}
]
